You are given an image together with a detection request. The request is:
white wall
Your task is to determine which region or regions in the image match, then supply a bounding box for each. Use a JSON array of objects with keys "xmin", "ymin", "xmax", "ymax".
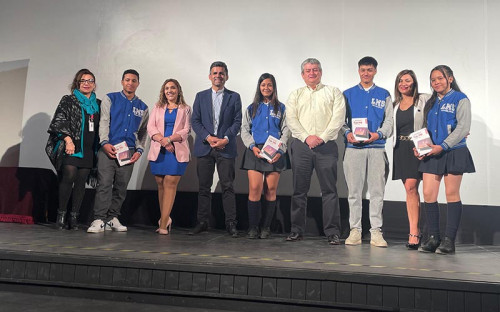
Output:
[
  {"xmin": 0, "ymin": 59, "xmax": 28, "ymax": 166},
  {"xmin": 0, "ymin": 0, "xmax": 497, "ymax": 206}
]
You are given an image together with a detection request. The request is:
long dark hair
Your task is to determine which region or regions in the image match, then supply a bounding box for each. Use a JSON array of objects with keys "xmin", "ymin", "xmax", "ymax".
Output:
[
  {"xmin": 251, "ymin": 73, "xmax": 280, "ymax": 119},
  {"xmin": 157, "ymin": 78, "xmax": 187, "ymax": 108},
  {"xmin": 423, "ymin": 65, "xmax": 462, "ymax": 126},
  {"xmin": 393, "ymin": 69, "xmax": 419, "ymax": 107},
  {"xmin": 70, "ymin": 68, "xmax": 95, "ymax": 93}
]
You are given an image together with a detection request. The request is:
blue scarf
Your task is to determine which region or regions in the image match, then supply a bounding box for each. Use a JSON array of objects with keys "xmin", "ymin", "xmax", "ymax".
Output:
[{"xmin": 73, "ymin": 89, "xmax": 99, "ymax": 115}]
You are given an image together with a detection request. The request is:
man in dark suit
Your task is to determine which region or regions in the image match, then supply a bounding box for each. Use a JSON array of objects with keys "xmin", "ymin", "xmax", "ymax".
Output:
[{"xmin": 189, "ymin": 61, "xmax": 242, "ymax": 237}]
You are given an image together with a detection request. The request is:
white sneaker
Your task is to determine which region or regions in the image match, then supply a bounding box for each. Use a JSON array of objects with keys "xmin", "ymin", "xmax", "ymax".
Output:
[
  {"xmin": 345, "ymin": 228, "xmax": 362, "ymax": 245},
  {"xmin": 107, "ymin": 217, "xmax": 127, "ymax": 232},
  {"xmin": 87, "ymin": 219, "xmax": 105, "ymax": 233},
  {"xmin": 370, "ymin": 230, "xmax": 388, "ymax": 247}
]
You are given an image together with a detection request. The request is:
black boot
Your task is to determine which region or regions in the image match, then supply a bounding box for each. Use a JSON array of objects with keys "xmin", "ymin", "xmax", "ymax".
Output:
[
  {"xmin": 188, "ymin": 221, "xmax": 208, "ymax": 235},
  {"xmin": 69, "ymin": 212, "xmax": 79, "ymax": 231},
  {"xmin": 227, "ymin": 221, "xmax": 238, "ymax": 238},
  {"xmin": 418, "ymin": 235, "xmax": 441, "ymax": 253},
  {"xmin": 435, "ymin": 237, "xmax": 455, "ymax": 255},
  {"xmin": 56, "ymin": 211, "xmax": 66, "ymax": 230}
]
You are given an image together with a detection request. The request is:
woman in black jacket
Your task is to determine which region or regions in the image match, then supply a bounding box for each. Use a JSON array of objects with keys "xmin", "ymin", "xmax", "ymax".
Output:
[{"xmin": 46, "ymin": 69, "xmax": 100, "ymax": 230}]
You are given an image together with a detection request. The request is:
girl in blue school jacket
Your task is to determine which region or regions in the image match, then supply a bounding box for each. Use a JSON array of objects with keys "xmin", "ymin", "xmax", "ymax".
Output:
[{"xmin": 416, "ymin": 65, "xmax": 475, "ymax": 255}]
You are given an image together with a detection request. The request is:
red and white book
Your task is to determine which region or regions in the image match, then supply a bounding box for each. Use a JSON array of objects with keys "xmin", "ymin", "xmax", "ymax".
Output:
[
  {"xmin": 352, "ymin": 118, "xmax": 369, "ymax": 141},
  {"xmin": 410, "ymin": 128, "xmax": 433, "ymax": 156},
  {"xmin": 259, "ymin": 135, "xmax": 282, "ymax": 161},
  {"xmin": 114, "ymin": 141, "xmax": 132, "ymax": 166}
]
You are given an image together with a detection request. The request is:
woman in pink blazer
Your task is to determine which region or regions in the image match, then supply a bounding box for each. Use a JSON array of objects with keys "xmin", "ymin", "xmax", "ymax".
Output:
[{"xmin": 147, "ymin": 79, "xmax": 191, "ymax": 234}]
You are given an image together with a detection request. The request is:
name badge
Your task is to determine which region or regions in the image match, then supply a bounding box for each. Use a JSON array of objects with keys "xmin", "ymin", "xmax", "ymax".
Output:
[{"xmin": 89, "ymin": 114, "xmax": 94, "ymax": 132}]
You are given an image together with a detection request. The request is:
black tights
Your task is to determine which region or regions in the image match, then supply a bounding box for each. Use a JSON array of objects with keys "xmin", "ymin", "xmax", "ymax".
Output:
[{"xmin": 58, "ymin": 165, "xmax": 90, "ymax": 214}]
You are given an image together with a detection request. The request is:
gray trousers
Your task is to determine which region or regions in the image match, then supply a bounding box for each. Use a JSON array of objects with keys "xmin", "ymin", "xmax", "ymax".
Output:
[
  {"xmin": 289, "ymin": 138, "xmax": 340, "ymax": 236},
  {"xmin": 343, "ymin": 148, "xmax": 389, "ymax": 232},
  {"xmin": 93, "ymin": 149, "xmax": 134, "ymax": 222}
]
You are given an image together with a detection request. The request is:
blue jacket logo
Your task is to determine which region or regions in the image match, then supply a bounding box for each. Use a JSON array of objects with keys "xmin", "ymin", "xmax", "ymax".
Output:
[
  {"xmin": 371, "ymin": 98, "xmax": 385, "ymax": 109},
  {"xmin": 133, "ymin": 107, "xmax": 145, "ymax": 117},
  {"xmin": 440, "ymin": 103, "xmax": 455, "ymax": 113},
  {"xmin": 269, "ymin": 110, "xmax": 282, "ymax": 119}
]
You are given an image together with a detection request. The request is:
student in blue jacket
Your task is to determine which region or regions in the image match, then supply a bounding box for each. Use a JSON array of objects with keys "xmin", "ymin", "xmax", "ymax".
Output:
[
  {"xmin": 342, "ymin": 56, "xmax": 393, "ymax": 248},
  {"xmin": 240, "ymin": 73, "xmax": 290, "ymax": 239},
  {"xmin": 417, "ymin": 65, "xmax": 475, "ymax": 255}
]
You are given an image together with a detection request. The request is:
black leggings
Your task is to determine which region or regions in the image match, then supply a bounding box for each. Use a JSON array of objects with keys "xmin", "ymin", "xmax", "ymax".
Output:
[{"xmin": 58, "ymin": 165, "xmax": 90, "ymax": 214}]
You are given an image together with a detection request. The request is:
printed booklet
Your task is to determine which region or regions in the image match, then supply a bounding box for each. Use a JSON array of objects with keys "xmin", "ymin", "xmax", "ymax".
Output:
[
  {"xmin": 410, "ymin": 128, "xmax": 433, "ymax": 156},
  {"xmin": 352, "ymin": 118, "xmax": 369, "ymax": 141},
  {"xmin": 114, "ymin": 141, "xmax": 132, "ymax": 166},
  {"xmin": 259, "ymin": 135, "xmax": 282, "ymax": 161}
]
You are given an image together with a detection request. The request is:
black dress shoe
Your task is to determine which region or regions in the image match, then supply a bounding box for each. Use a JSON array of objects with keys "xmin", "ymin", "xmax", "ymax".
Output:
[
  {"xmin": 259, "ymin": 227, "xmax": 271, "ymax": 239},
  {"xmin": 227, "ymin": 222, "xmax": 238, "ymax": 238},
  {"xmin": 435, "ymin": 237, "xmax": 455, "ymax": 255},
  {"xmin": 188, "ymin": 222, "xmax": 208, "ymax": 235},
  {"xmin": 405, "ymin": 233, "xmax": 421, "ymax": 250},
  {"xmin": 418, "ymin": 235, "xmax": 441, "ymax": 253},
  {"xmin": 286, "ymin": 232, "xmax": 302, "ymax": 241},
  {"xmin": 246, "ymin": 226, "xmax": 259, "ymax": 239},
  {"xmin": 328, "ymin": 234, "xmax": 340, "ymax": 245}
]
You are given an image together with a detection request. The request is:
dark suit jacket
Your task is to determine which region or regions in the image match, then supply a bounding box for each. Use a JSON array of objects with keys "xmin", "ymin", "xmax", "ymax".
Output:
[{"xmin": 191, "ymin": 88, "xmax": 242, "ymax": 158}]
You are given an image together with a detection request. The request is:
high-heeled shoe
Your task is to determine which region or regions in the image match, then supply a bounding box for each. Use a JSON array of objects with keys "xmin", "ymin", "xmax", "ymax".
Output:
[
  {"xmin": 406, "ymin": 233, "xmax": 421, "ymax": 250},
  {"xmin": 156, "ymin": 217, "xmax": 172, "ymax": 235},
  {"xmin": 156, "ymin": 228, "xmax": 169, "ymax": 235},
  {"xmin": 166, "ymin": 217, "xmax": 172, "ymax": 233}
]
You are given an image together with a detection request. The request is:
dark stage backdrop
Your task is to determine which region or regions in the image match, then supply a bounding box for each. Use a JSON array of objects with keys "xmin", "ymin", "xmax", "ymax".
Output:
[{"xmin": 71, "ymin": 190, "xmax": 500, "ymax": 246}]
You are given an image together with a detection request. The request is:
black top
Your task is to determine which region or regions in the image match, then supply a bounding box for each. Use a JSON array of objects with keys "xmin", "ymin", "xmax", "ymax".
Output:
[
  {"xmin": 63, "ymin": 112, "xmax": 96, "ymax": 168},
  {"xmin": 396, "ymin": 105, "xmax": 414, "ymax": 136}
]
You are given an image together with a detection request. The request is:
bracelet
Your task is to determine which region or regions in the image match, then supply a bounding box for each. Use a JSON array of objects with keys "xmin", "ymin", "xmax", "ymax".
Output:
[{"xmin": 166, "ymin": 137, "xmax": 171, "ymax": 144}]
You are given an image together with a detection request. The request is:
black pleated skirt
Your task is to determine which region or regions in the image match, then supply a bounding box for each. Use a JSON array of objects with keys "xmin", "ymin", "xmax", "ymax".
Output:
[
  {"xmin": 419, "ymin": 146, "xmax": 475, "ymax": 175},
  {"xmin": 240, "ymin": 144, "xmax": 291, "ymax": 172}
]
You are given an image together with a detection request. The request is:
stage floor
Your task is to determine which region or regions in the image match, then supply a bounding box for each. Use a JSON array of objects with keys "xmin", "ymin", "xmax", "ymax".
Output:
[{"xmin": 0, "ymin": 222, "xmax": 499, "ymax": 285}]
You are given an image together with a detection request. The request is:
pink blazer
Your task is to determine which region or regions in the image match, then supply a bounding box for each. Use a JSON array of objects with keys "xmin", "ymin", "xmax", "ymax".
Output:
[{"xmin": 147, "ymin": 103, "xmax": 192, "ymax": 163}]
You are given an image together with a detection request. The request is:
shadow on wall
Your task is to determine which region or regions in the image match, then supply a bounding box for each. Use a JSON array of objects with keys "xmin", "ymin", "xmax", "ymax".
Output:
[
  {"xmin": 0, "ymin": 143, "xmax": 20, "ymax": 167},
  {"xmin": 1, "ymin": 113, "xmax": 52, "ymax": 168},
  {"xmin": 0, "ymin": 113, "xmax": 58, "ymax": 224}
]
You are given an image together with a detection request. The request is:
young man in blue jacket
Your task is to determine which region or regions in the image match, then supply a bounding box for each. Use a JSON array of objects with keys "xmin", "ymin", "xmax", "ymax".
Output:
[
  {"xmin": 342, "ymin": 57, "xmax": 393, "ymax": 247},
  {"xmin": 87, "ymin": 69, "xmax": 149, "ymax": 233}
]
